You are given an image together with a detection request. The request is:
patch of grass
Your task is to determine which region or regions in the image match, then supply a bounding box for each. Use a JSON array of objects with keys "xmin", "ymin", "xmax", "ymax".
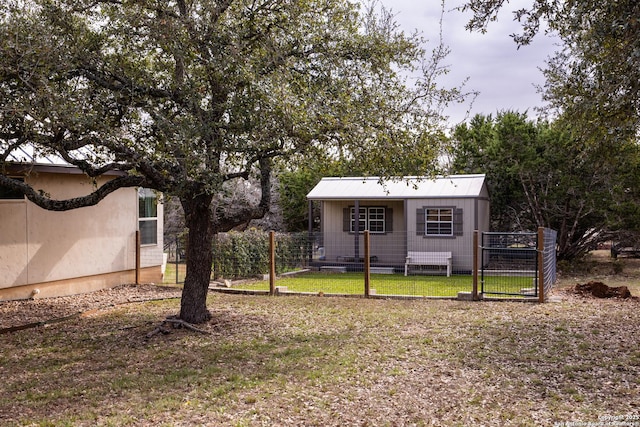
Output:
[
  {"xmin": 163, "ymin": 262, "xmax": 187, "ymax": 284},
  {"xmin": 233, "ymin": 272, "xmax": 529, "ymax": 297}
]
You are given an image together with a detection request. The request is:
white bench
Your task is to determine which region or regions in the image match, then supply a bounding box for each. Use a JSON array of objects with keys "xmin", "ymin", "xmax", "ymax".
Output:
[{"xmin": 404, "ymin": 251, "xmax": 452, "ymax": 277}]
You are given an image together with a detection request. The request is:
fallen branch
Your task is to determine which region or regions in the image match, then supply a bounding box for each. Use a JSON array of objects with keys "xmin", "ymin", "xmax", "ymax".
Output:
[
  {"xmin": 0, "ymin": 312, "xmax": 83, "ymax": 335},
  {"xmin": 1, "ymin": 294, "xmax": 182, "ymax": 335}
]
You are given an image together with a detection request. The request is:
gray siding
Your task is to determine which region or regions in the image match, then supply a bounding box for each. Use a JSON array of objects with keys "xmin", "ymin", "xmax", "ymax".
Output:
[
  {"xmin": 407, "ymin": 198, "xmax": 477, "ymax": 271},
  {"xmin": 312, "ymin": 177, "xmax": 490, "ymax": 273},
  {"xmin": 321, "ymin": 200, "xmax": 405, "ymax": 264}
]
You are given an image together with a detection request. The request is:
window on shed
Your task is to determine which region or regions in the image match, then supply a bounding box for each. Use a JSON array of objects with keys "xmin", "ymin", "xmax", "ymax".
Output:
[
  {"xmin": 0, "ymin": 177, "xmax": 25, "ymax": 200},
  {"xmin": 417, "ymin": 207, "xmax": 463, "ymax": 237},
  {"xmin": 368, "ymin": 207, "xmax": 386, "ymax": 233},
  {"xmin": 138, "ymin": 188, "xmax": 158, "ymax": 245},
  {"xmin": 344, "ymin": 206, "xmax": 393, "ymax": 234},
  {"xmin": 426, "ymin": 208, "xmax": 453, "ymax": 236},
  {"xmin": 351, "ymin": 207, "xmax": 367, "ymax": 232}
]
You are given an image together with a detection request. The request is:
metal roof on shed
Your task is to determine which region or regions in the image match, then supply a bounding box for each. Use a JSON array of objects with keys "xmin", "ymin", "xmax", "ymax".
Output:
[{"xmin": 307, "ymin": 175, "xmax": 486, "ymax": 200}]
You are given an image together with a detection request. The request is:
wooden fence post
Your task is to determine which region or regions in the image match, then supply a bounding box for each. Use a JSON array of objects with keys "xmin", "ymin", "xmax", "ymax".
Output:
[
  {"xmin": 364, "ymin": 230, "xmax": 370, "ymax": 298},
  {"xmin": 538, "ymin": 227, "xmax": 545, "ymax": 303},
  {"xmin": 307, "ymin": 200, "xmax": 314, "ymax": 265},
  {"xmin": 354, "ymin": 200, "xmax": 360, "ymax": 262},
  {"xmin": 473, "ymin": 230, "xmax": 479, "ymax": 300},
  {"xmin": 269, "ymin": 231, "xmax": 276, "ymax": 296}
]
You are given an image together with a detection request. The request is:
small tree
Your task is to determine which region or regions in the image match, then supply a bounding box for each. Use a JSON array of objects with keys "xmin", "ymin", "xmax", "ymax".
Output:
[{"xmin": 1, "ymin": 0, "xmax": 464, "ymax": 323}]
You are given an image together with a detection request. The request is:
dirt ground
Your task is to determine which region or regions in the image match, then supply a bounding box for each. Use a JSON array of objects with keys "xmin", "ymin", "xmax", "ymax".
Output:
[
  {"xmin": 555, "ymin": 249, "xmax": 640, "ymax": 296},
  {"xmin": 0, "ymin": 284, "xmax": 182, "ymax": 331},
  {"xmin": 2, "ymin": 250, "xmax": 639, "ymax": 330},
  {"xmin": 1, "ymin": 252, "xmax": 640, "ymax": 426}
]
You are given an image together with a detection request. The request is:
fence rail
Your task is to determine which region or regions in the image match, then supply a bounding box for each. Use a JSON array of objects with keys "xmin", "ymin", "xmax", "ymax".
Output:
[{"xmin": 164, "ymin": 228, "xmax": 557, "ymax": 301}]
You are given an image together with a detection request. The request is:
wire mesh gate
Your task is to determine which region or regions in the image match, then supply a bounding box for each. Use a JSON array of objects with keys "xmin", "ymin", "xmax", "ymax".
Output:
[{"xmin": 481, "ymin": 232, "xmax": 539, "ymax": 297}]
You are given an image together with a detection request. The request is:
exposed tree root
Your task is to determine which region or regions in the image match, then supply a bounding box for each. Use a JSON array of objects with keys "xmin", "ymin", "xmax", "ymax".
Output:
[
  {"xmin": 145, "ymin": 316, "xmax": 210, "ymax": 339},
  {"xmin": 164, "ymin": 318, "xmax": 210, "ymax": 334}
]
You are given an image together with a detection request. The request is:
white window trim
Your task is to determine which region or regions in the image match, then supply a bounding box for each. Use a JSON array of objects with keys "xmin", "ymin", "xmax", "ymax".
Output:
[
  {"xmin": 138, "ymin": 188, "xmax": 158, "ymax": 245},
  {"xmin": 350, "ymin": 206, "xmax": 386, "ymax": 234},
  {"xmin": 425, "ymin": 207, "xmax": 453, "ymax": 237}
]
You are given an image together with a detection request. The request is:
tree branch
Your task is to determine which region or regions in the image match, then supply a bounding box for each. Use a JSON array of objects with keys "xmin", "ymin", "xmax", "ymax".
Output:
[
  {"xmin": 0, "ymin": 174, "xmax": 148, "ymax": 211},
  {"xmin": 76, "ymin": 66, "xmax": 172, "ymax": 100},
  {"xmin": 213, "ymin": 156, "xmax": 273, "ymax": 232}
]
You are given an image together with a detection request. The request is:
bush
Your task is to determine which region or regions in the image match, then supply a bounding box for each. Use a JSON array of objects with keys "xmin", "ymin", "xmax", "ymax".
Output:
[{"xmin": 212, "ymin": 230, "xmax": 310, "ymax": 279}]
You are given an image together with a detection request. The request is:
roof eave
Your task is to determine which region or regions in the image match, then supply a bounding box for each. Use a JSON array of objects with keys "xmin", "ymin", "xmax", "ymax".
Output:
[{"xmin": 6, "ymin": 162, "xmax": 126, "ymax": 176}]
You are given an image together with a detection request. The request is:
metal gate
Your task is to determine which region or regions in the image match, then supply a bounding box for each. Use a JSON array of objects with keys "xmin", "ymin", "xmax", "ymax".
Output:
[{"xmin": 481, "ymin": 232, "xmax": 539, "ymax": 297}]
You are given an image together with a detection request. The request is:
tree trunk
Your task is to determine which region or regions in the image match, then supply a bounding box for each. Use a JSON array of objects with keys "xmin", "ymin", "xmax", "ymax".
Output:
[{"xmin": 179, "ymin": 193, "xmax": 215, "ymax": 324}]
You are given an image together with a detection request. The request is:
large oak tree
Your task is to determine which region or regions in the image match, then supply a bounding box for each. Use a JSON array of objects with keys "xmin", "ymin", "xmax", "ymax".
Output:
[{"xmin": 1, "ymin": 0, "xmax": 462, "ymax": 322}]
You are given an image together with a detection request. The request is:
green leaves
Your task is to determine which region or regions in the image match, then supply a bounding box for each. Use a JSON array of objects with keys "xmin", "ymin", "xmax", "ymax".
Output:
[
  {"xmin": 458, "ymin": 0, "xmax": 640, "ymax": 258},
  {"xmin": 450, "ymin": 111, "xmax": 640, "ymax": 260},
  {"xmin": 3, "ymin": 0, "xmax": 463, "ymax": 203},
  {"xmin": 462, "ymin": 0, "xmax": 640, "ymax": 145}
]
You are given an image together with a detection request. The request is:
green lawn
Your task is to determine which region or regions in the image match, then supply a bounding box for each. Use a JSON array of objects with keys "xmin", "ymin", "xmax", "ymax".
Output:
[
  {"xmin": 163, "ymin": 262, "xmax": 186, "ymax": 285},
  {"xmin": 233, "ymin": 272, "xmax": 534, "ymax": 297},
  {"xmin": 163, "ymin": 261, "xmax": 536, "ymax": 297}
]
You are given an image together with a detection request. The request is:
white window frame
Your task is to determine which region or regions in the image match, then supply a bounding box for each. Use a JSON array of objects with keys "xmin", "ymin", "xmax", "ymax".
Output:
[
  {"xmin": 425, "ymin": 207, "xmax": 453, "ymax": 236},
  {"xmin": 350, "ymin": 206, "xmax": 386, "ymax": 234},
  {"xmin": 138, "ymin": 188, "xmax": 158, "ymax": 245}
]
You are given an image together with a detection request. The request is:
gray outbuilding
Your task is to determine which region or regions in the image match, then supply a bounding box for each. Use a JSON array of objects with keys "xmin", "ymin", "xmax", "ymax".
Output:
[{"xmin": 306, "ymin": 175, "xmax": 490, "ymax": 273}]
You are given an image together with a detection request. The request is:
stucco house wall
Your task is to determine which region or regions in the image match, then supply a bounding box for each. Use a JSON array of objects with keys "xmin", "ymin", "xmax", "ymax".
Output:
[{"xmin": 0, "ymin": 169, "xmax": 163, "ymax": 301}]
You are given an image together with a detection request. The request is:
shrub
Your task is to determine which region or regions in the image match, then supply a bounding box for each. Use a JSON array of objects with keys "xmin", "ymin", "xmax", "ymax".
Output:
[{"xmin": 212, "ymin": 230, "xmax": 310, "ymax": 279}]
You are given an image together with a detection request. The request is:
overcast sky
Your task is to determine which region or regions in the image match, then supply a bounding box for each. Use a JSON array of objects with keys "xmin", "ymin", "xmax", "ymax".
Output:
[{"xmin": 375, "ymin": 0, "xmax": 559, "ymax": 125}]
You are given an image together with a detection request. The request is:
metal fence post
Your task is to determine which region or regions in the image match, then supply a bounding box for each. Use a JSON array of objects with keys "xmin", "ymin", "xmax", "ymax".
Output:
[
  {"xmin": 364, "ymin": 230, "xmax": 370, "ymax": 298},
  {"xmin": 269, "ymin": 231, "xmax": 276, "ymax": 296},
  {"xmin": 538, "ymin": 227, "xmax": 545, "ymax": 303},
  {"xmin": 175, "ymin": 237, "xmax": 179, "ymax": 284},
  {"xmin": 473, "ymin": 230, "xmax": 479, "ymax": 300}
]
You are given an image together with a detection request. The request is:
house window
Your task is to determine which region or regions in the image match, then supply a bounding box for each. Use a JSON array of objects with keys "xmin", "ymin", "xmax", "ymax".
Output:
[
  {"xmin": 425, "ymin": 208, "xmax": 453, "ymax": 236},
  {"xmin": 138, "ymin": 188, "xmax": 157, "ymax": 245},
  {"xmin": 0, "ymin": 177, "xmax": 25, "ymax": 200},
  {"xmin": 350, "ymin": 207, "xmax": 386, "ymax": 234}
]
